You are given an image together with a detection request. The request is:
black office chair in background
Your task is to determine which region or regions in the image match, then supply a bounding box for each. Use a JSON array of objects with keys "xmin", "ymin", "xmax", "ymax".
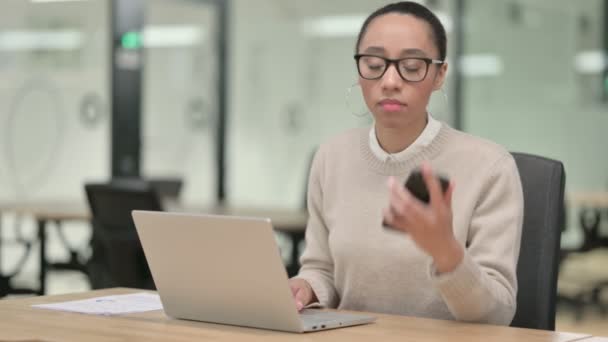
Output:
[
  {"xmin": 510, "ymin": 152, "xmax": 566, "ymax": 330},
  {"xmin": 111, "ymin": 177, "xmax": 184, "ymax": 201},
  {"xmin": 149, "ymin": 178, "xmax": 183, "ymax": 200},
  {"xmin": 84, "ymin": 183, "xmax": 163, "ymax": 290}
]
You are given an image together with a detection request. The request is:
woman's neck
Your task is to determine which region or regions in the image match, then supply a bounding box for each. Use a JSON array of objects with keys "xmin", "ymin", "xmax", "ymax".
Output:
[{"xmin": 376, "ymin": 114, "xmax": 428, "ymax": 154}]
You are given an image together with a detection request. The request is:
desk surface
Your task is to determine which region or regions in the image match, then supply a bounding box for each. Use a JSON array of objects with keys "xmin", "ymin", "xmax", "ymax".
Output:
[
  {"xmin": 0, "ymin": 201, "xmax": 308, "ymax": 233},
  {"xmin": 0, "ymin": 288, "xmax": 592, "ymax": 342},
  {"xmin": 567, "ymin": 192, "xmax": 608, "ymax": 208}
]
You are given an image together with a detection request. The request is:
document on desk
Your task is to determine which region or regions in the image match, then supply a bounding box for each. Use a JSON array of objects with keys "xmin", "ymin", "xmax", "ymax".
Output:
[{"xmin": 32, "ymin": 292, "xmax": 163, "ymax": 316}]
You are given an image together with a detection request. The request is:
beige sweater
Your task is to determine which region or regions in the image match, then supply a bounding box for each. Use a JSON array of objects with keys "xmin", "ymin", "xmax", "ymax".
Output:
[{"xmin": 295, "ymin": 123, "xmax": 523, "ymax": 325}]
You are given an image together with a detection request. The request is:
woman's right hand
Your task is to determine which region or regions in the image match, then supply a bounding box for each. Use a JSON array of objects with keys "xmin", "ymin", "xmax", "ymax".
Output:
[{"xmin": 288, "ymin": 278, "xmax": 316, "ymax": 311}]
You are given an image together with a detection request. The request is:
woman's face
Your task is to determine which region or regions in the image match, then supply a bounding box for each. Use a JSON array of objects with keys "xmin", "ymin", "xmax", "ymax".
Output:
[{"xmin": 357, "ymin": 13, "xmax": 447, "ymax": 129}]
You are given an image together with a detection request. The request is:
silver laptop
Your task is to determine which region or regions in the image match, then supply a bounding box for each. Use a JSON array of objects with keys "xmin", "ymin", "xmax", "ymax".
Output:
[{"xmin": 131, "ymin": 210, "xmax": 376, "ymax": 333}]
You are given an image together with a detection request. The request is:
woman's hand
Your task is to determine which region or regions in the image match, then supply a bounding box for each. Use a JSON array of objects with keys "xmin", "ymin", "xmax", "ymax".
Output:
[
  {"xmin": 288, "ymin": 278, "xmax": 316, "ymax": 311},
  {"xmin": 383, "ymin": 162, "xmax": 464, "ymax": 274}
]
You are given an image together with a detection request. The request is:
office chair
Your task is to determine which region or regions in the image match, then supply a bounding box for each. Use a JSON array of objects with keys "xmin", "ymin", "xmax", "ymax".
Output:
[
  {"xmin": 149, "ymin": 178, "xmax": 183, "ymax": 200},
  {"xmin": 85, "ymin": 183, "xmax": 163, "ymax": 290},
  {"xmin": 510, "ymin": 152, "xmax": 566, "ymax": 330},
  {"xmin": 111, "ymin": 177, "xmax": 183, "ymax": 200}
]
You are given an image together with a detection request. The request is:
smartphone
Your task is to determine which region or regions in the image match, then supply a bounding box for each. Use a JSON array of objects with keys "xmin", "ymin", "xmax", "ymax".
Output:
[
  {"xmin": 404, "ymin": 170, "xmax": 450, "ymax": 204},
  {"xmin": 382, "ymin": 169, "xmax": 450, "ymax": 229}
]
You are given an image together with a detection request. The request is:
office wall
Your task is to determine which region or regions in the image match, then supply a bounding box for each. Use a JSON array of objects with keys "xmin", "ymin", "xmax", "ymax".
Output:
[
  {"xmin": 141, "ymin": 0, "xmax": 218, "ymax": 204},
  {"xmin": 465, "ymin": 0, "xmax": 607, "ymax": 190},
  {"xmin": 462, "ymin": 0, "xmax": 607, "ymax": 244},
  {"xmin": 0, "ymin": 0, "xmax": 110, "ymax": 202},
  {"xmin": 0, "ymin": 0, "xmax": 220, "ymax": 205}
]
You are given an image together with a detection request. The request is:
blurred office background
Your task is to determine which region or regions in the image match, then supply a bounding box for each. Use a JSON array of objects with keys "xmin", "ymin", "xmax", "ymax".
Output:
[{"xmin": 0, "ymin": 0, "xmax": 607, "ymax": 334}]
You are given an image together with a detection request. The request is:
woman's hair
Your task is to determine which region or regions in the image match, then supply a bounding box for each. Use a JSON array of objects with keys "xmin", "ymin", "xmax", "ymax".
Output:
[{"xmin": 355, "ymin": 1, "xmax": 447, "ymax": 61}]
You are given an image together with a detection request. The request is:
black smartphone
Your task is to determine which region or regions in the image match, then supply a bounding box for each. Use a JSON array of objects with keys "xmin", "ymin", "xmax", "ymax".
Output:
[
  {"xmin": 382, "ymin": 170, "xmax": 450, "ymax": 229},
  {"xmin": 404, "ymin": 170, "xmax": 450, "ymax": 204}
]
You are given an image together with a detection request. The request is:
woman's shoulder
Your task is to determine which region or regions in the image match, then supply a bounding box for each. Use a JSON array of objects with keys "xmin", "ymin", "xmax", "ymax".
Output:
[
  {"xmin": 439, "ymin": 124, "xmax": 515, "ymax": 169},
  {"xmin": 438, "ymin": 125, "xmax": 521, "ymax": 196}
]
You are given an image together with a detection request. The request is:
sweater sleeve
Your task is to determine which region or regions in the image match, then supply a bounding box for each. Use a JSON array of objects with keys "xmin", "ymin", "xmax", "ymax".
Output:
[
  {"xmin": 430, "ymin": 154, "xmax": 524, "ymax": 325},
  {"xmin": 293, "ymin": 148, "xmax": 340, "ymax": 308}
]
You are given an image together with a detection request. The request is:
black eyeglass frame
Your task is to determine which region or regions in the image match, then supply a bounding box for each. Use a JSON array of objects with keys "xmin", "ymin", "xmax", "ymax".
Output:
[{"xmin": 354, "ymin": 54, "xmax": 445, "ymax": 82}]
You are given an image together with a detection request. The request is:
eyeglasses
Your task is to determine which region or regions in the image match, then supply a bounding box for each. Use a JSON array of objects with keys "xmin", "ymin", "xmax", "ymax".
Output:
[{"xmin": 354, "ymin": 54, "xmax": 444, "ymax": 82}]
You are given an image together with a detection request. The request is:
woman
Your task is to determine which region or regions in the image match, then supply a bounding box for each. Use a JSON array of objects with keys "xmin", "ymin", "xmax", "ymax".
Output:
[{"xmin": 288, "ymin": 1, "xmax": 524, "ymax": 326}]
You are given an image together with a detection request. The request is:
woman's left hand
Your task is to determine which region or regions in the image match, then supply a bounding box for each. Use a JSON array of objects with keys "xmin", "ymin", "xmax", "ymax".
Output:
[{"xmin": 383, "ymin": 162, "xmax": 464, "ymax": 274}]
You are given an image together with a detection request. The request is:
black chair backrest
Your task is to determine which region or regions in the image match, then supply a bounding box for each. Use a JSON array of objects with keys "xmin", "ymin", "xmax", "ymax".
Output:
[
  {"xmin": 84, "ymin": 183, "xmax": 163, "ymax": 289},
  {"xmin": 510, "ymin": 152, "xmax": 566, "ymax": 330},
  {"xmin": 110, "ymin": 177, "xmax": 183, "ymax": 200},
  {"xmin": 149, "ymin": 178, "xmax": 183, "ymax": 200}
]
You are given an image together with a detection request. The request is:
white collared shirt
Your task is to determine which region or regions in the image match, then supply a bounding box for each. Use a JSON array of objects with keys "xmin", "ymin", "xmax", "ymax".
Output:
[{"xmin": 369, "ymin": 113, "xmax": 441, "ymax": 162}]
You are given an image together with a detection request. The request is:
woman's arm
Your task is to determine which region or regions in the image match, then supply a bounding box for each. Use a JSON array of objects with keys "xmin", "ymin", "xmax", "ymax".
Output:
[
  {"xmin": 430, "ymin": 155, "xmax": 523, "ymax": 325},
  {"xmin": 384, "ymin": 155, "xmax": 523, "ymax": 325},
  {"xmin": 292, "ymin": 148, "xmax": 340, "ymax": 308}
]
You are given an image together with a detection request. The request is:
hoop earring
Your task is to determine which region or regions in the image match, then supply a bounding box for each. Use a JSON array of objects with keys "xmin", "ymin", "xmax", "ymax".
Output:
[
  {"xmin": 441, "ymin": 88, "xmax": 449, "ymax": 106},
  {"xmin": 346, "ymin": 83, "xmax": 369, "ymax": 118}
]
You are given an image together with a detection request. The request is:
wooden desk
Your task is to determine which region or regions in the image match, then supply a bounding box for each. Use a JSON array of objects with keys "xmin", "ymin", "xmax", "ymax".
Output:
[
  {"xmin": 0, "ymin": 201, "xmax": 308, "ymax": 295},
  {"xmin": 0, "ymin": 288, "xmax": 592, "ymax": 342},
  {"xmin": 0, "ymin": 200, "xmax": 308, "ymax": 232},
  {"xmin": 578, "ymin": 338, "xmax": 608, "ymax": 342},
  {"xmin": 567, "ymin": 192, "xmax": 608, "ymax": 209}
]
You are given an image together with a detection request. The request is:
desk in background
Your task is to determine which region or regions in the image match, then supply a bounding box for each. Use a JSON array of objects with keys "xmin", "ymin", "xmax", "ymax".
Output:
[
  {"xmin": 562, "ymin": 192, "xmax": 608, "ymax": 319},
  {"xmin": 568, "ymin": 192, "xmax": 608, "ymax": 208},
  {"xmin": 0, "ymin": 201, "xmax": 308, "ymax": 295},
  {"xmin": 567, "ymin": 192, "xmax": 608, "ymax": 247},
  {"xmin": 0, "ymin": 288, "xmax": 593, "ymax": 342}
]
